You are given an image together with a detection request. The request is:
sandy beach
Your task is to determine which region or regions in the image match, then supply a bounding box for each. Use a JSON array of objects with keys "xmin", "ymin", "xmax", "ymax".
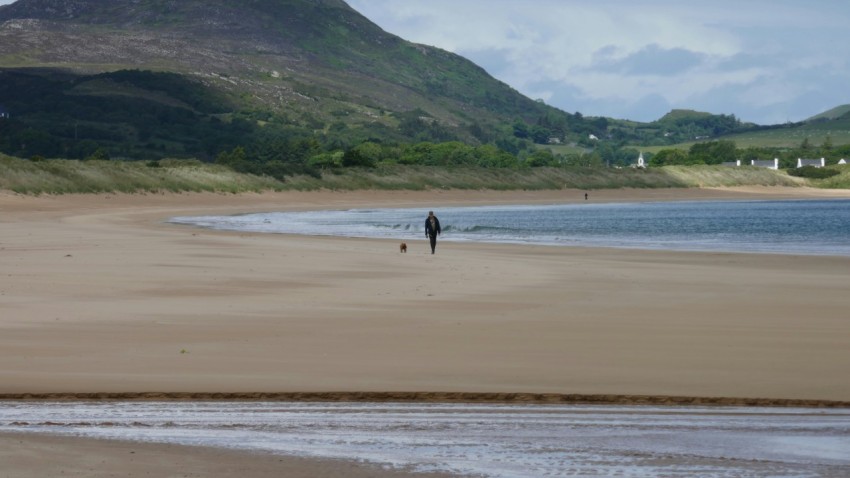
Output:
[
  {"xmin": 2, "ymin": 186, "xmax": 850, "ymax": 476},
  {"xmin": 0, "ymin": 431, "xmax": 456, "ymax": 478}
]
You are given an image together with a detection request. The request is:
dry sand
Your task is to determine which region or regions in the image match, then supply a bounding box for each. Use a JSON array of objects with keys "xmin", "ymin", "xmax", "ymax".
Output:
[{"xmin": 2, "ymin": 186, "xmax": 850, "ymax": 476}]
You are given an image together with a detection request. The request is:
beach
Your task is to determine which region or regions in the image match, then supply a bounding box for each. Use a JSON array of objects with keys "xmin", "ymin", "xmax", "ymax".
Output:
[
  {"xmin": 0, "ymin": 431, "xmax": 456, "ymax": 478},
  {"xmin": 2, "ymin": 186, "xmax": 850, "ymax": 476}
]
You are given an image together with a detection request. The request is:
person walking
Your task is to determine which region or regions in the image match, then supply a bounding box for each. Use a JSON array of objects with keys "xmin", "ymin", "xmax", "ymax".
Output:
[{"xmin": 424, "ymin": 210, "xmax": 441, "ymax": 254}]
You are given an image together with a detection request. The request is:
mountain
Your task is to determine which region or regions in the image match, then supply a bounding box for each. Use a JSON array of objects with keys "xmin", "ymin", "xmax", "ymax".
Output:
[
  {"xmin": 656, "ymin": 109, "xmax": 715, "ymax": 122},
  {"xmin": 0, "ymin": 0, "xmax": 580, "ymax": 160},
  {"xmin": 805, "ymin": 105, "xmax": 850, "ymax": 123}
]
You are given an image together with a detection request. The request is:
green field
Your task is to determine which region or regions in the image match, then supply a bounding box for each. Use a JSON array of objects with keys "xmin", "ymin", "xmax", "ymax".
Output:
[{"xmin": 641, "ymin": 117, "xmax": 850, "ymax": 153}]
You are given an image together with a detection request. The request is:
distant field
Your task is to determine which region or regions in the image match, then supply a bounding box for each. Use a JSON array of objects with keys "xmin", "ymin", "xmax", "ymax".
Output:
[
  {"xmin": 642, "ymin": 121, "xmax": 850, "ymax": 152},
  {"xmin": 723, "ymin": 127, "xmax": 850, "ymax": 149},
  {"xmin": 542, "ymin": 143, "xmax": 590, "ymax": 155}
]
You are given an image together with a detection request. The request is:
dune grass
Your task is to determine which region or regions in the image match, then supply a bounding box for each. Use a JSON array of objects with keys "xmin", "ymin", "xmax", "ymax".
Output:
[
  {"xmin": 660, "ymin": 165, "xmax": 805, "ymax": 187},
  {"xmin": 814, "ymin": 164, "xmax": 850, "ymax": 189},
  {"xmin": 0, "ymin": 154, "xmax": 816, "ymax": 195},
  {"xmin": 0, "ymin": 156, "xmax": 284, "ymax": 194}
]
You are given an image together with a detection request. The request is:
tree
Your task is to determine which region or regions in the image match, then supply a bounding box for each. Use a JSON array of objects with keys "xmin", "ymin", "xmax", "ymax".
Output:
[
  {"xmin": 341, "ymin": 148, "xmax": 375, "ymax": 167},
  {"xmin": 525, "ymin": 149, "xmax": 557, "ymax": 167},
  {"xmin": 688, "ymin": 140, "xmax": 737, "ymax": 164},
  {"xmin": 530, "ymin": 125, "xmax": 551, "ymax": 144},
  {"xmin": 307, "ymin": 151, "xmax": 343, "ymax": 170},
  {"xmin": 649, "ymin": 148, "xmax": 688, "ymax": 166},
  {"xmin": 512, "ymin": 120, "xmax": 530, "ymax": 139},
  {"xmin": 821, "ymin": 135, "xmax": 833, "ymax": 155},
  {"xmin": 215, "ymin": 146, "xmax": 247, "ymax": 166},
  {"xmin": 85, "ymin": 148, "xmax": 111, "ymax": 161}
]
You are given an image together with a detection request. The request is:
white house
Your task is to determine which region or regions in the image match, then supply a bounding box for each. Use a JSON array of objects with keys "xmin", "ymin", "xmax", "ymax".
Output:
[
  {"xmin": 751, "ymin": 158, "xmax": 779, "ymax": 169},
  {"xmin": 0, "ymin": 105, "xmax": 8, "ymax": 119},
  {"xmin": 797, "ymin": 157, "xmax": 825, "ymax": 168},
  {"xmin": 588, "ymin": 134, "xmax": 598, "ymax": 141},
  {"xmin": 839, "ymin": 159, "xmax": 847, "ymax": 165}
]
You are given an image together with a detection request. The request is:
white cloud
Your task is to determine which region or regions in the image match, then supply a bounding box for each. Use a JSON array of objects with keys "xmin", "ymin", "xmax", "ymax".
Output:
[{"xmin": 348, "ymin": 0, "xmax": 850, "ymax": 123}]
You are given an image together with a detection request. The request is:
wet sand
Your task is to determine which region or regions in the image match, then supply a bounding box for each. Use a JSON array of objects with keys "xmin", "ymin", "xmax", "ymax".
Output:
[
  {"xmin": 0, "ymin": 431, "xmax": 455, "ymax": 478},
  {"xmin": 1, "ymin": 186, "xmax": 850, "ymax": 475},
  {"xmin": 4, "ymin": 402, "xmax": 848, "ymax": 477}
]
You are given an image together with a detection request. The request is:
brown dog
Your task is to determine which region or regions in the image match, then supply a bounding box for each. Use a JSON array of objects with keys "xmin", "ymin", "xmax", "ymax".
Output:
[{"xmin": 399, "ymin": 242, "xmax": 407, "ymax": 253}]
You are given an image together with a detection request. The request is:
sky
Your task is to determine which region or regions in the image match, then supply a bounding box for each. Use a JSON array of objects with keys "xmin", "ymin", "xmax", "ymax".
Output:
[
  {"xmin": 2, "ymin": 0, "xmax": 849, "ymax": 124},
  {"xmin": 345, "ymin": 0, "xmax": 850, "ymax": 125}
]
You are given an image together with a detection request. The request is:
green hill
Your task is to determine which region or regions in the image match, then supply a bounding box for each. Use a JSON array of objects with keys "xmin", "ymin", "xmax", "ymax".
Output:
[
  {"xmin": 656, "ymin": 109, "xmax": 715, "ymax": 122},
  {"xmin": 2, "ymin": 0, "xmax": 849, "ymax": 168},
  {"xmin": 806, "ymin": 105, "xmax": 850, "ymax": 122},
  {"xmin": 0, "ymin": 0, "xmax": 587, "ymax": 160}
]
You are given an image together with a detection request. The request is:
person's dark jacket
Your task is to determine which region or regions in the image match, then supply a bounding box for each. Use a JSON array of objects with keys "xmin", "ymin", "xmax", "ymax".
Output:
[{"xmin": 425, "ymin": 216, "xmax": 441, "ymax": 237}]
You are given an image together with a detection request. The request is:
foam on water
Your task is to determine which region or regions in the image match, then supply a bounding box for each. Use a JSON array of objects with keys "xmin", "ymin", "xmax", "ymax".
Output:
[
  {"xmin": 2, "ymin": 402, "xmax": 849, "ymax": 477},
  {"xmin": 169, "ymin": 199, "xmax": 850, "ymax": 256}
]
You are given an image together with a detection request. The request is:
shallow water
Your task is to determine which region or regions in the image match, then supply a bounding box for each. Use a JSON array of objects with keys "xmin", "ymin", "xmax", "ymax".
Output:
[
  {"xmin": 2, "ymin": 402, "xmax": 849, "ymax": 477},
  {"xmin": 169, "ymin": 199, "xmax": 850, "ymax": 256}
]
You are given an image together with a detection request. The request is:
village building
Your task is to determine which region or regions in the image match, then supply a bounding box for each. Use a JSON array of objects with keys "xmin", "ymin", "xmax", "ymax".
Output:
[
  {"xmin": 751, "ymin": 158, "xmax": 779, "ymax": 169},
  {"xmin": 0, "ymin": 105, "xmax": 9, "ymax": 119},
  {"xmin": 839, "ymin": 159, "xmax": 847, "ymax": 165},
  {"xmin": 627, "ymin": 152, "xmax": 646, "ymax": 169},
  {"xmin": 633, "ymin": 152, "xmax": 646, "ymax": 168},
  {"xmin": 722, "ymin": 160, "xmax": 742, "ymax": 167},
  {"xmin": 797, "ymin": 158, "xmax": 825, "ymax": 168}
]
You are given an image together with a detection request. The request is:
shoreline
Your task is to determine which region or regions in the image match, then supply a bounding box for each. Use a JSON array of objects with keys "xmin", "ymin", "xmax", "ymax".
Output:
[
  {"xmin": 169, "ymin": 196, "xmax": 850, "ymax": 258},
  {"xmin": 2, "ymin": 391, "xmax": 850, "ymax": 408},
  {"xmin": 4, "ymin": 401, "xmax": 848, "ymax": 478}
]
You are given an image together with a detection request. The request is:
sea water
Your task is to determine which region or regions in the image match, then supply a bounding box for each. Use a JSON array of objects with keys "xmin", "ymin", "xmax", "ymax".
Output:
[
  {"xmin": 170, "ymin": 199, "xmax": 850, "ymax": 256},
  {"xmin": 2, "ymin": 402, "xmax": 849, "ymax": 477}
]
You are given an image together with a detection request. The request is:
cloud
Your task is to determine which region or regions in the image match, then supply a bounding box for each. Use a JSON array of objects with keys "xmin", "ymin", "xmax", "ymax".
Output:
[
  {"xmin": 348, "ymin": 0, "xmax": 850, "ymax": 124},
  {"xmin": 592, "ymin": 44, "xmax": 706, "ymax": 76}
]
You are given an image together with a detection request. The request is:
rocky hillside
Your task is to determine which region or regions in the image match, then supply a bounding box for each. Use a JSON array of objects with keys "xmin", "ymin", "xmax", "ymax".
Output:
[{"xmin": 0, "ymin": 0, "xmax": 564, "ymax": 159}]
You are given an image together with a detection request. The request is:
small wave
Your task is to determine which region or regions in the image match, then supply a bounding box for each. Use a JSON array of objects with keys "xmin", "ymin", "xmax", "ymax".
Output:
[
  {"xmin": 169, "ymin": 200, "xmax": 850, "ymax": 256},
  {"xmin": 443, "ymin": 224, "xmax": 516, "ymax": 233}
]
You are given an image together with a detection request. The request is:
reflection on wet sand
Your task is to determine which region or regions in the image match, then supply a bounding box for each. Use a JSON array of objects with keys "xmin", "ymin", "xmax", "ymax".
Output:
[{"xmin": 2, "ymin": 402, "xmax": 849, "ymax": 477}]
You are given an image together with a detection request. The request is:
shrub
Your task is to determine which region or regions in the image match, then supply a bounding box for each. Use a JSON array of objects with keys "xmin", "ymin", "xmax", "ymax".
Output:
[{"xmin": 787, "ymin": 166, "xmax": 840, "ymax": 179}]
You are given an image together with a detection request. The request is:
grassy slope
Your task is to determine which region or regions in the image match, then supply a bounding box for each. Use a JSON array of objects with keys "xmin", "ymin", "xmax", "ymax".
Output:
[
  {"xmin": 806, "ymin": 105, "xmax": 850, "ymax": 122},
  {"xmin": 640, "ymin": 115, "xmax": 850, "ymax": 152},
  {"xmin": 0, "ymin": 0, "xmax": 557, "ymax": 140},
  {"xmin": 0, "ymin": 156, "xmax": 283, "ymax": 194},
  {"xmin": 1, "ymin": 154, "xmax": 817, "ymax": 195},
  {"xmin": 815, "ymin": 164, "xmax": 850, "ymax": 189}
]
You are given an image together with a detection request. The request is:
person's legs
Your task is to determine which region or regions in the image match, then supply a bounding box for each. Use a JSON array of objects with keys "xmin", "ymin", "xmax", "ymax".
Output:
[{"xmin": 429, "ymin": 234, "xmax": 437, "ymax": 254}]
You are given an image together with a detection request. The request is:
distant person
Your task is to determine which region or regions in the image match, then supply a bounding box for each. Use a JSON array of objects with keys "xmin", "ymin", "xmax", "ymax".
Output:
[
  {"xmin": 584, "ymin": 192, "xmax": 588, "ymax": 200},
  {"xmin": 425, "ymin": 210, "xmax": 441, "ymax": 254}
]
